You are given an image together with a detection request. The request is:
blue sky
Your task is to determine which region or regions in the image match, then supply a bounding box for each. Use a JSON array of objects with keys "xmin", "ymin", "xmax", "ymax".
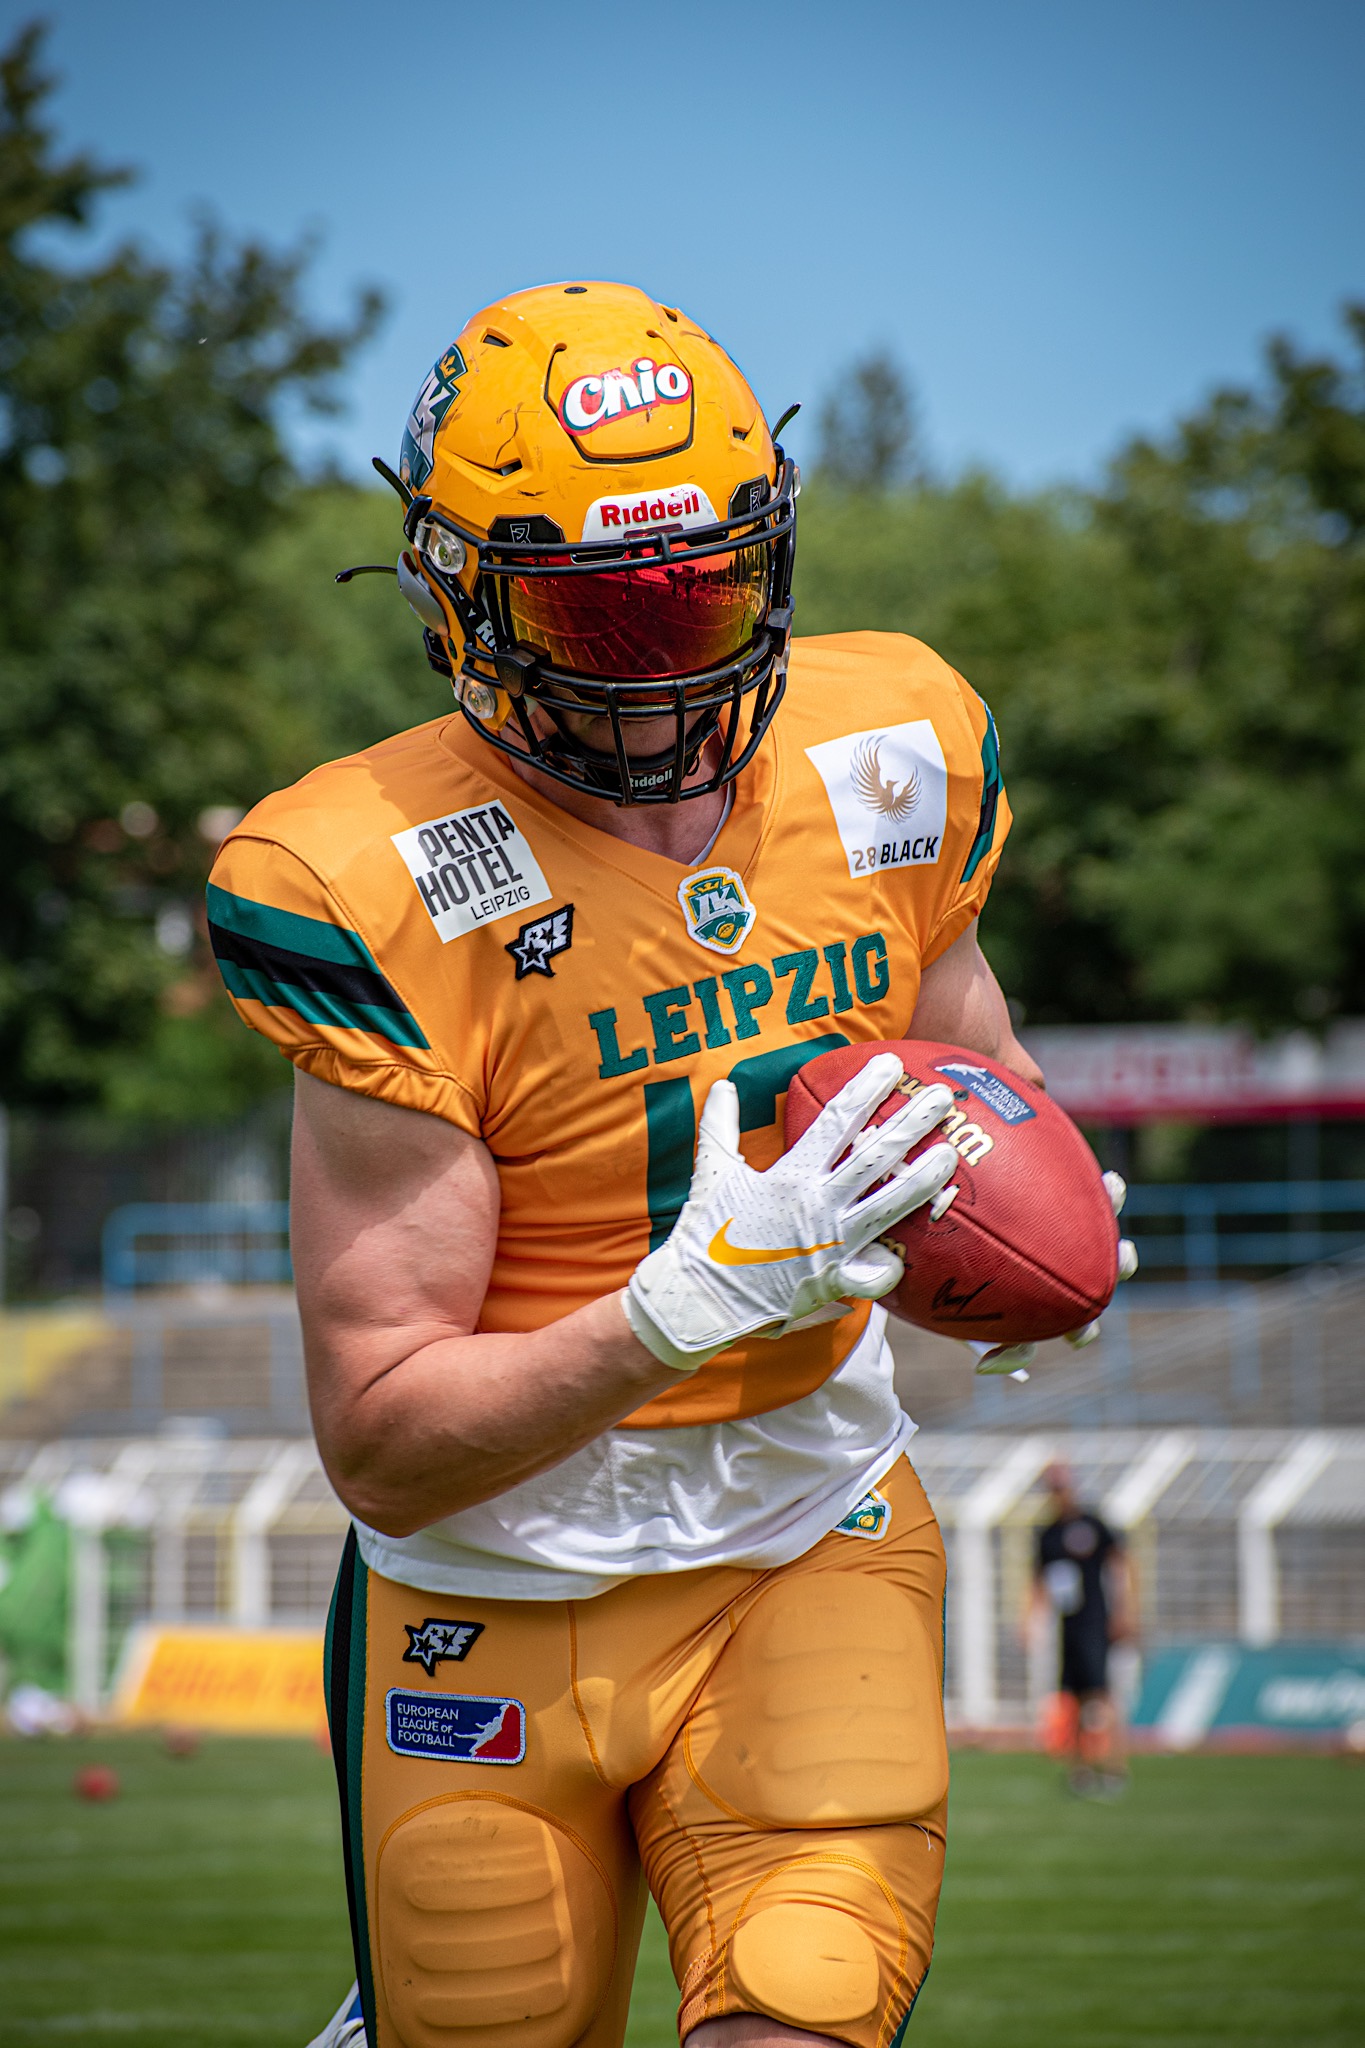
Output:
[{"xmin": 33, "ymin": 0, "xmax": 1365, "ymax": 488}]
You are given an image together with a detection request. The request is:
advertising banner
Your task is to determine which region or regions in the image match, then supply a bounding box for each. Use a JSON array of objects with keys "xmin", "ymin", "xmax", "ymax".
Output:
[
  {"xmin": 1133, "ymin": 1643, "xmax": 1365, "ymax": 1747},
  {"xmin": 110, "ymin": 1624, "xmax": 325, "ymax": 1735},
  {"xmin": 1025, "ymin": 1021, "xmax": 1365, "ymax": 1122}
]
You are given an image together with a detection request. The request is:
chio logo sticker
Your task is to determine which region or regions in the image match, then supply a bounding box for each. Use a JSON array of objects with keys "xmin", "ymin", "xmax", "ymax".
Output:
[{"xmin": 560, "ymin": 359, "xmax": 691, "ymax": 433}]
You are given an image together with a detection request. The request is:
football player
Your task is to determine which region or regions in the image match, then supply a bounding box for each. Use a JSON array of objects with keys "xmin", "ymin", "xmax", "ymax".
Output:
[{"xmin": 210, "ymin": 282, "xmax": 1044, "ymax": 2048}]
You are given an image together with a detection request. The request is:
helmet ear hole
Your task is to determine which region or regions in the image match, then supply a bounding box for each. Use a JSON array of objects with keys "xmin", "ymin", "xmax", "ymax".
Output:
[{"xmin": 397, "ymin": 550, "xmax": 448, "ymax": 635}]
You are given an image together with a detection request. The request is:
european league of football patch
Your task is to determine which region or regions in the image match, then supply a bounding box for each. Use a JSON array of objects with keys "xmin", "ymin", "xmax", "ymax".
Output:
[
  {"xmin": 384, "ymin": 1688, "xmax": 526, "ymax": 1763},
  {"xmin": 836, "ymin": 1486, "xmax": 892, "ymax": 1540}
]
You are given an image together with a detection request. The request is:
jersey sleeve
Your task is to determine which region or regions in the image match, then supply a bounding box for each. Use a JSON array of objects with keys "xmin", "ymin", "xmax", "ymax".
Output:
[
  {"xmin": 207, "ymin": 831, "xmax": 482, "ymax": 1134},
  {"xmin": 921, "ymin": 669, "xmax": 1011, "ymax": 967}
]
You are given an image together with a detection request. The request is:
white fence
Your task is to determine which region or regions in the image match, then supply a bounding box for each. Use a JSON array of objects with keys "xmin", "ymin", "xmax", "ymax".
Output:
[
  {"xmin": 4, "ymin": 1427, "xmax": 1363, "ymax": 1724},
  {"xmin": 912, "ymin": 1428, "xmax": 1365, "ymax": 1727}
]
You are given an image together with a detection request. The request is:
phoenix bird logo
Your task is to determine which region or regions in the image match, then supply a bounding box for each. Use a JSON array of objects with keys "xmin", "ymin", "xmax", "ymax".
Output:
[{"xmin": 850, "ymin": 737, "xmax": 921, "ymax": 820}]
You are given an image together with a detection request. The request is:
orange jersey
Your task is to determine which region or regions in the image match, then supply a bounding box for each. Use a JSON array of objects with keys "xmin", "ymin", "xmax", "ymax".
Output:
[{"xmin": 208, "ymin": 631, "xmax": 1009, "ymax": 1426}]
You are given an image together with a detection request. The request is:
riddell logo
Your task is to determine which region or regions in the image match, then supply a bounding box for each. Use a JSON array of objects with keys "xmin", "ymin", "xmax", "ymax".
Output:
[
  {"xmin": 581, "ymin": 484, "xmax": 717, "ymax": 543},
  {"xmin": 560, "ymin": 359, "xmax": 691, "ymax": 433}
]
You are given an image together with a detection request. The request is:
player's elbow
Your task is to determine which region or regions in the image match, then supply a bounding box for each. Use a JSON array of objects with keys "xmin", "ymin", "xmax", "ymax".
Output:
[
  {"xmin": 336, "ymin": 1484, "xmax": 430, "ymax": 1541},
  {"xmin": 319, "ymin": 1425, "xmax": 485, "ymax": 1538},
  {"xmin": 324, "ymin": 1456, "xmax": 423, "ymax": 1537},
  {"xmin": 312, "ymin": 1418, "xmax": 423, "ymax": 1536}
]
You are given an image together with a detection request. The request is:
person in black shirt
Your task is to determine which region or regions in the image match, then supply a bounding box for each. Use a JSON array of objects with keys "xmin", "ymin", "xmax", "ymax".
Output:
[{"xmin": 1031, "ymin": 1461, "xmax": 1135, "ymax": 1796}]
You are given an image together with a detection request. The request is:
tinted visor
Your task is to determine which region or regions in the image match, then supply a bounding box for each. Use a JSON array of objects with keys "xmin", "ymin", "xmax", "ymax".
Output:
[{"xmin": 503, "ymin": 543, "xmax": 770, "ymax": 682}]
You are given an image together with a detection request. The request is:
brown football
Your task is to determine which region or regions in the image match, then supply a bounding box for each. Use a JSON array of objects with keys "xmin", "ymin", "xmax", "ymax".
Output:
[{"xmin": 784, "ymin": 1039, "xmax": 1119, "ymax": 1343}]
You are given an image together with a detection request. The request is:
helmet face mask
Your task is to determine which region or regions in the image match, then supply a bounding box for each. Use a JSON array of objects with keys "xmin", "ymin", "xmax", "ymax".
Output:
[{"xmin": 386, "ymin": 283, "xmax": 799, "ymax": 805}]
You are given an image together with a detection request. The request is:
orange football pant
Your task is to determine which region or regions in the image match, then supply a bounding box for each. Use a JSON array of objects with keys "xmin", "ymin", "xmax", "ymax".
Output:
[{"xmin": 324, "ymin": 1455, "xmax": 948, "ymax": 2048}]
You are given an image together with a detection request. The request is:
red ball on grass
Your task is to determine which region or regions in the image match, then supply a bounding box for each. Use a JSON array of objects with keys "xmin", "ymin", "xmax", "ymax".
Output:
[{"xmin": 73, "ymin": 1764, "xmax": 120, "ymax": 1801}]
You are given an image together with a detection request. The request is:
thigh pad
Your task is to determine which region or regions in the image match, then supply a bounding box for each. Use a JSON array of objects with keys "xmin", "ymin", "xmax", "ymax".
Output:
[
  {"xmin": 374, "ymin": 1796, "xmax": 614, "ymax": 2048},
  {"xmin": 684, "ymin": 1575, "xmax": 948, "ymax": 1827}
]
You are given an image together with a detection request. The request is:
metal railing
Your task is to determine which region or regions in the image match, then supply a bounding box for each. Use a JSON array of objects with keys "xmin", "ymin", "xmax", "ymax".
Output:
[
  {"xmin": 99, "ymin": 1186, "xmax": 1365, "ymax": 1295},
  {"xmin": 1123, "ymin": 1182, "xmax": 1365, "ymax": 1283},
  {"xmin": 101, "ymin": 1201, "xmax": 291, "ymax": 1294}
]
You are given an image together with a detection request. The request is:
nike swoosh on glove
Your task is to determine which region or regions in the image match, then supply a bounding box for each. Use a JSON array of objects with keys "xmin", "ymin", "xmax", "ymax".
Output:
[
  {"xmin": 970, "ymin": 1169, "xmax": 1140, "ymax": 1378},
  {"xmin": 624, "ymin": 1051, "xmax": 958, "ymax": 1372}
]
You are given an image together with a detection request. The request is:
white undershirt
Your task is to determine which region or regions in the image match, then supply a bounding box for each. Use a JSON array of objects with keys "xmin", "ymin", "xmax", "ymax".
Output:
[{"xmin": 356, "ymin": 1307, "xmax": 913, "ymax": 1601}]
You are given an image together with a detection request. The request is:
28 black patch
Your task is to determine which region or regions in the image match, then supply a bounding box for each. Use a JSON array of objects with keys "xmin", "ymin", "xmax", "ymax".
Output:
[
  {"xmin": 402, "ymin": 1618, "xmax": 485, "ymax": 1677},
  {"xmin": 506, "ymin": 905, "xmax": 574, "ymax": 979}
]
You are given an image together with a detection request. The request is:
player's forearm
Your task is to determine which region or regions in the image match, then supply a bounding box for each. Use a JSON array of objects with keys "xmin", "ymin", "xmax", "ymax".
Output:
[
  {"xmin": 909, "ymin": 921, "xmax": 1043, "ymax": 1089},
  {"xmin": 307, "ymin": 1291, "xmax": 677, "ymax": 1536}
]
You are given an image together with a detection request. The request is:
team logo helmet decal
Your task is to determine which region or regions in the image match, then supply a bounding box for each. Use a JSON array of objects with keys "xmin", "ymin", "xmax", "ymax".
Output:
[
  {"xmin": 677, "ymin": 865, "xmax": 755, "ymax": 955},
  {"xmin": 399, "ymin": 343, "xmax": 467, "ymax": 492}
]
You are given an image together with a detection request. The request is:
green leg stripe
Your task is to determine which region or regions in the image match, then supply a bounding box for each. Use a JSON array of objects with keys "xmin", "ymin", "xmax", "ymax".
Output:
[
  {"xmin": 890, "ymin": 1964, "xmax": 931, "ymax": 2044},
  {"xmin": 325, "ymin": 1528, "xmax": 376, "ymax": 2037}
]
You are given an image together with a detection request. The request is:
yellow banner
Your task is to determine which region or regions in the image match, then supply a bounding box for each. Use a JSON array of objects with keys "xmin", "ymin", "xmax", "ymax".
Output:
[{"xmin": 111, "ymin": 1625, "xmax": 327, "ymax": 1735}]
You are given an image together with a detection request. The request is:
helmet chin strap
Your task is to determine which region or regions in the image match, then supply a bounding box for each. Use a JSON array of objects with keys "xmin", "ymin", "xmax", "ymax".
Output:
[{"xmin": 537, "ymin": 704, "xmax": 722, "ymax": 805}]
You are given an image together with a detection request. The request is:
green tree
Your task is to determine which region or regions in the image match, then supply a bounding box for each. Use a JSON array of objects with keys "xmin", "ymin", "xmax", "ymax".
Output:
[
  {"xmin": 0, "ymin": 23, "xmax": 383, "ymax": 1116},
  {"xmin": 1085, "ymin": 312, "xmax": 1365, "ymax": 1025},
  {"xmin": 796, "ymin": 312, "xmax": 1365, "ymax": 1031},
  {"xmin": 814, "ymin": 349, "xmax": 920, "ymax": 492}
]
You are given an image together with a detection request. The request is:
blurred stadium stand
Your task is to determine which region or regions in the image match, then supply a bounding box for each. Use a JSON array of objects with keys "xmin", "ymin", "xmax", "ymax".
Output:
[
  {"xmin": 888, "ymin": 1253, "xmax": 1365, "ymax": 1431},
  {"xmin": 7, "ymin": 1251, "xmax": 1363, "ymax": 1442}
]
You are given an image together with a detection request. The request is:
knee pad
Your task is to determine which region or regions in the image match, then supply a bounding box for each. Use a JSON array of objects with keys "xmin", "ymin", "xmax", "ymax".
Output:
[
  {"xmin": 685, "ymin": 1576, "xmax": 948, "ymax": 1826},
  {"xmin": 730, "ymin": 1901, "xmax": 880, "ymax": 2032},
  {"xmin": 374, "ymin": 1797, "xmax": 614, "ymax": 2048}
]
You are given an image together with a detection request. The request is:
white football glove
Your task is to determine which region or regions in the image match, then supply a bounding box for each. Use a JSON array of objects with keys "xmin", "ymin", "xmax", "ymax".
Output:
[
  {"xmin": 624, "ymin": 1052, "xmax": 958, "ymax": 1372},
  {"xmin": 970, "ymin": 1169, "xmax": 1139, "ymax": 1378}
]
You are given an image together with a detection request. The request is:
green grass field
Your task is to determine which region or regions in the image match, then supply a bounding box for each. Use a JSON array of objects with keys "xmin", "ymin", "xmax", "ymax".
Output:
[{"xmin": 1, "ymin": 1736, "xmax": 1361, "ymax": 2046}]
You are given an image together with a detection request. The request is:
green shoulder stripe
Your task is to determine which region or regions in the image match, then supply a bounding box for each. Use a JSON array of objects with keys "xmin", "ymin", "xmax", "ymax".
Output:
[
  {"xmin": 215, "ymin": 961, "xmax": 430, "ymax": 1051},
  {"xmin": 959, "ymin": 703, "xmax": 1003, "ymax": 885},
  {"xmin": 206, "ymin": 882, "xmax": 385, "ymax": 973}
]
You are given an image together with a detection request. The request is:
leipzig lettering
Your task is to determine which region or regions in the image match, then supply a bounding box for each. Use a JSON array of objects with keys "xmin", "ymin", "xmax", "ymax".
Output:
[
  {"xmin": 560, "ymin": 358, "xmax": 691, "ymax": 433},
  {"xmin": 587, "ymin": 930, "xmax": 890, "ymax": 1080}
]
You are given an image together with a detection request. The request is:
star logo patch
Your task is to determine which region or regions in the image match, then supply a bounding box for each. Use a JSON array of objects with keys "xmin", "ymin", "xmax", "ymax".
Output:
[
  {"xmin": 505, "ymin": 905, "xmax": 574, "ymax": 979},
  {"xmin": 402, "ymin": 1618, "xmax": 485, "ymax": 1677}
]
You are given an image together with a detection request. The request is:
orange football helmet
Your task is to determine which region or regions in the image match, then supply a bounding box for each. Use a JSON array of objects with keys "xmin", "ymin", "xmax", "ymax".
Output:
[{"xmin": 378, "ymin": 281, "xmax": 797, "ymax": 805}]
